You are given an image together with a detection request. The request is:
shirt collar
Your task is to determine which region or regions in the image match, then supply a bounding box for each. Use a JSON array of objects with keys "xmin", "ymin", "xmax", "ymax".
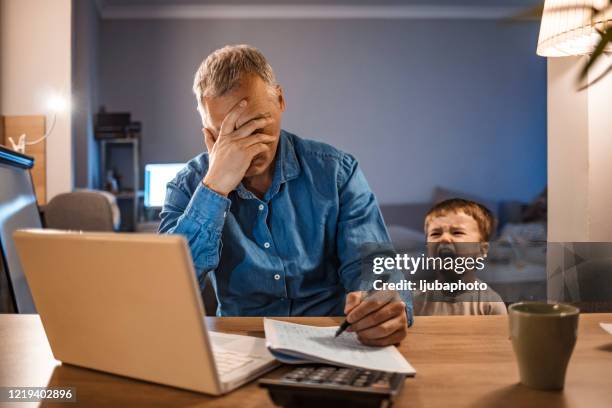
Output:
[
  {"xmin": 235, "ymin": 129, "xmax": 301, "ymax": 200},
  {"xmin": 277, "ymin": 129, "xmax": 301, "ymax": 184}
]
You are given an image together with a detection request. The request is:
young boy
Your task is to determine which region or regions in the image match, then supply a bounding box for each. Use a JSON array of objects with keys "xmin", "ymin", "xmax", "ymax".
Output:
[{"xmin": 413, "ymin": 198, "xmax": 507, "ymax": 316}]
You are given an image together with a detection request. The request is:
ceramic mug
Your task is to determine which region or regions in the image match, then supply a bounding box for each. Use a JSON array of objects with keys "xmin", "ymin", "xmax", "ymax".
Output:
[{"xmin": 508, "ymin": 302, "xmax": 579, "ymax": 390}]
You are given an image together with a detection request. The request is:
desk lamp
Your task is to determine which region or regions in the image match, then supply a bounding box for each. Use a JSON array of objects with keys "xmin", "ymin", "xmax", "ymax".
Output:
[{"xmin": 8, "ymin": 93, "xmax": 70, "ymax": 154}]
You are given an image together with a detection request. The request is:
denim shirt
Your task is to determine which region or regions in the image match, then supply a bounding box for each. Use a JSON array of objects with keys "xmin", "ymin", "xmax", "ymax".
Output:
[{"xmin": 160, "ymin": 130, "xmax": 413, "ymax": 322}]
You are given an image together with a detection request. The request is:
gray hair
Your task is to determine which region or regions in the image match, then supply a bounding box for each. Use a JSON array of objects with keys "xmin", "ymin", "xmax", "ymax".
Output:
[{"xmin": 193, "ymin": 44, "xmax": 277, "ymax": 109}]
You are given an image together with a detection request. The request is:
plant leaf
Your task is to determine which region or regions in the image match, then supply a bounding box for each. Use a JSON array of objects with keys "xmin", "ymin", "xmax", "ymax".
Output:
[
  {"xmin": 577, "ymin": 64, "xmax": 612, "ymax": 91},
  {"xmin": 591, "ymin": 2, "xmax": 611, "ymax": 23},
  {"xmin": 579, "ymin": 29, "xmax": 612, "ymax": 82}
]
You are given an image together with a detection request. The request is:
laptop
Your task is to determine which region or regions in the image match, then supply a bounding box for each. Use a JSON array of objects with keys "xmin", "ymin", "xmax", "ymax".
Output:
[{"xmin": 13, "ymin": 229, "xmax": 279, "ymax": 395}]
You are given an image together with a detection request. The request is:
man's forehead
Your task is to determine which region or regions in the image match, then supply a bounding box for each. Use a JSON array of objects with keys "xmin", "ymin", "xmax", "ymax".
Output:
[
  {"xmin": 203, "ymin": 91, "xmax": 243, "ymax": 128},
  {"xmin": 205, "ymin": 94, "xmax": 270, "ymax": 130},
  {"xmin": 203, "ymin": 75, "xmax": 273, "ymax": 130}
]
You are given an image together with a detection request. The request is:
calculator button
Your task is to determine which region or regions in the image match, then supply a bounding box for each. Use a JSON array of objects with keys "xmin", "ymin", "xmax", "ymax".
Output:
[{"xmin": 372, "ymin": 381, "xmax": 391, "ymax": 389}]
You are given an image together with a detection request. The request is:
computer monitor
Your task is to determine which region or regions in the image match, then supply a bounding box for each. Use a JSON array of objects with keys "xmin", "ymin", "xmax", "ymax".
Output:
[
  {"xmin": 144, "ymin": 163, "xmax": 184, "ymax": 208},
  {"xmin": 0, "ymin": 145, "xmax": 41, "ymax": 313}
]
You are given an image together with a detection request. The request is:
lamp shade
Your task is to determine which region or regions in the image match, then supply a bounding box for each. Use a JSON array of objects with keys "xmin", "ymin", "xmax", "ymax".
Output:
[{"xmin": 537, "ymin": 0, "xmax": 612, "ymax": 56}]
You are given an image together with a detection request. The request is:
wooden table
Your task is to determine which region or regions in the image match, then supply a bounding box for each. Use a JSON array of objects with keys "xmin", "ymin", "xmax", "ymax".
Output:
[{"xmin": 1, "ymin": 314, "xmax": 611, "ymax": 407}]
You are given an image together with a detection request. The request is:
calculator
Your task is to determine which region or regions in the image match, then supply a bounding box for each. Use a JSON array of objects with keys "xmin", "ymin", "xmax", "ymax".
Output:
[{"xmin": 259, "ymin": 365, "xmax": 407, "ymax": 407}]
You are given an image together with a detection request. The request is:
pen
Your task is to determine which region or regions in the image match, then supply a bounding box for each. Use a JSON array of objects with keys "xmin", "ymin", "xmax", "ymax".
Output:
[
  {"xmin": 334, "ymin": 289, "xmax": 378, "ymax": 338},
  {"xmin": 334, "ymin": 319, "xmax": 352, "ymax": 338}
]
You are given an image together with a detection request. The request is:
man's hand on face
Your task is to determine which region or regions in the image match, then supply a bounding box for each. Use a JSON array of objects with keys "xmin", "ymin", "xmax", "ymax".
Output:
[
  {"xmin": 202, "ymin": 99, "xmax": 275, "ymax": 196},
  {"xmin": 344, "ymin": 291, "xmax": 408, "ymax": 346}
]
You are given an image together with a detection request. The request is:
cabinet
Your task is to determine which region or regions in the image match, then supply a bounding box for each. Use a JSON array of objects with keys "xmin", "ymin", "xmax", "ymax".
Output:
[{"xmin": 98, "ymin": 138, "xmax": 142, "ymax": 231}]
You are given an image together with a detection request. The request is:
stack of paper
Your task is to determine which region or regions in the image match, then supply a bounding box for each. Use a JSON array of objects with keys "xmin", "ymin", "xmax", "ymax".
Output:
[{"xmin": 264, "ymin": 318, "xmax": 416, "ymax": 375}]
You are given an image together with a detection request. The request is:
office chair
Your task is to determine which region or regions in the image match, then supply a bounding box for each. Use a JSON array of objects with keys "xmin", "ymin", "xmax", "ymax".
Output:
[{"xmin": 42, "ymin": 190, "xmax": 120, "ymax": 232}]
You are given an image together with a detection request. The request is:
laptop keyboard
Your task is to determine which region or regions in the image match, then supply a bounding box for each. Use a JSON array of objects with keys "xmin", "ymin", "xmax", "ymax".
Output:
[{"xmin": 213, "ymin": 349, "xmax": 256, "ymax": 376}]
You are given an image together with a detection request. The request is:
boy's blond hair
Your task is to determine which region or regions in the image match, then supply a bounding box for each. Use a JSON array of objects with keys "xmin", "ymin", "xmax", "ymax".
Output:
[{"xmin": 424, "ymin": 198, "xmax": 496, "ymax": 241}]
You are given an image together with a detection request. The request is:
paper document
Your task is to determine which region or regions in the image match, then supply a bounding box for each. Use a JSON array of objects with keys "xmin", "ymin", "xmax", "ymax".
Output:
[
  {"xmin": 264, "ymin": 318, "xmax": 416, "ymax": 375},
  {"xmin": 600, "ymin": 323, "xmax": 612, "ymax": 335}
]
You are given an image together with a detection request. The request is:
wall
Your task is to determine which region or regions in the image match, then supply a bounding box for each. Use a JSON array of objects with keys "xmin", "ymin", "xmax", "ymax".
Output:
[
  {"xmin": 548, "ymin": 56, "xmax": 612, "ymax": 241},
  {"xmin": 0, "ymin": 0, "xmax": 73, "ymax": 200},
  {"xmin": 99, "ymin": 17, "xmax": 547, "ymax": 204},
  {"xmin": 73, "ymin": 0, "xmax": 100, "ymax": 189}
]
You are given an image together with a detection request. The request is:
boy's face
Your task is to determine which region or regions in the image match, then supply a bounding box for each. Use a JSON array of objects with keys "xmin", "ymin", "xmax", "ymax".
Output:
[{"xmin": 426, "ymin": 211, "xmax": 488, "ymax": 259}]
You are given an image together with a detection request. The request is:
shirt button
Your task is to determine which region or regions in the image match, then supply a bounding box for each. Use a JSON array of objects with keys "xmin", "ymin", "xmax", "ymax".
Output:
[
  {"xmin": 274, "ymin": 274, "xmax": 281, "ymax": 280},
  {"xmin": 258, "ymin": 204, "xmax": 264, "ymax": 211},
  {"xmin": 264, "ymin": 242, "xmax": 271, "ymax": 249}
]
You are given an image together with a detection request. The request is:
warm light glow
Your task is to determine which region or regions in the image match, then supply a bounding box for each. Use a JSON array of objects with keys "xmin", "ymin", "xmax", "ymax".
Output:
[
  {"xmin": 45, "ymin": 93, "xmax": 70, "ymax": 113},
  {"xmin": 537, "ymin": 0, "xmax": 612, "ymax": 57}
]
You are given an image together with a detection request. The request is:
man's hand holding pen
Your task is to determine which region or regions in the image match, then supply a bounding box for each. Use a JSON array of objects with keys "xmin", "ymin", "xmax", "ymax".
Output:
[{"xmin": 343, "ymin": 290, "xmax": 408, "ymax": 347}]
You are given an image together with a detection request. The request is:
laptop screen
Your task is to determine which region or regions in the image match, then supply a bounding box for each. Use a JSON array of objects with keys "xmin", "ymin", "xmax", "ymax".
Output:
[
  {"xmin": 144, "ymin": 163, "xmax": 185, "ymax": 208},
  {"xmin": 0, "ymin": 146, "xmax": 41, "ymax": 312}
]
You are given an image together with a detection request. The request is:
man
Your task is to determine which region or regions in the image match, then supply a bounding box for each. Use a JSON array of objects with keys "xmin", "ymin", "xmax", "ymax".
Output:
[{"xmin": 160, "ymin": 45, "xmax": 411, "ymax": 346}]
